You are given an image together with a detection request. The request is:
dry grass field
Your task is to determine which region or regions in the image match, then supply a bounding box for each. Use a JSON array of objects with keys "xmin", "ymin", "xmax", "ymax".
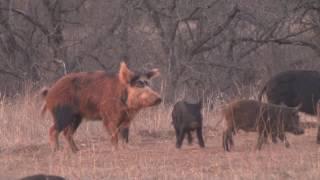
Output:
[{"xmin": 0, "ymin": 90, "xmax": 319, "ymax": 180}]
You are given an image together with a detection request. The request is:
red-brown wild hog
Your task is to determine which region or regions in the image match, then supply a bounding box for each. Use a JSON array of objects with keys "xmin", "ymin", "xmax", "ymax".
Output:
[
  {"xmin": 41, "ymin": 62, "xmax": 162, "ymax": 152},
  {"xmin": 222, "ymin": 100, "xmax": 304, "ymax": 151}
]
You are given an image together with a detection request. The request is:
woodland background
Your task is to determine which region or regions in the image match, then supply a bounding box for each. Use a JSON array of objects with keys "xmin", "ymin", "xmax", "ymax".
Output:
[
  {"xmin": 1, "ymin": 1, "xmax": 320, "ymax": 179},
  {"xmin": 1, "ymin": 0, "xmax": 320, "ymax": 101}
]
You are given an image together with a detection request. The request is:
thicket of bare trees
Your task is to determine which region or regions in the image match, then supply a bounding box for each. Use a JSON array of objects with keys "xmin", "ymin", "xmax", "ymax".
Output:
[{"xmin": 1, "ymin": 0, "xmax": 320, "ymax": 101}]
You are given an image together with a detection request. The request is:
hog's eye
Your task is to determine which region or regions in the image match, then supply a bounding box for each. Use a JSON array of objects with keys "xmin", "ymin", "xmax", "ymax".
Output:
[{"xmin": 135, "ymin": 80, "xmax": 145, "ymax": 88}]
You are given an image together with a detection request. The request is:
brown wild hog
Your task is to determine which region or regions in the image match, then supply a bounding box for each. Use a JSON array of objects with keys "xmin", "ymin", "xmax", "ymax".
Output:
[
  {"xmin": 41, "ymin": 62, "xmax": 162, "ymax": 152},
  {"xmin": 222, "ymin": 100, "xmax": 304, "ymax": 151},
  {"xmin": 172, "ymin": 100, "xmax": 205, "ymax": 148},
  {"xmin": 258, "ymin": 70, "xmax": 320, "ymax": 144}
]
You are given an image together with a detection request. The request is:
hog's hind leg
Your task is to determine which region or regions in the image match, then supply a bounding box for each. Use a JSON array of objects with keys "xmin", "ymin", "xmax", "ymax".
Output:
[
  {"xmin": 49, "ymin": 125, "xmax": 60, "ymax": 152},
  {"xmin": 256, "ymin": 128, "xmax": 268, "ymax": 150},
  {"xmin": 196, "ymin": 127, "xmax": 205, "ymax": 148},
  {"xmin": 51, "ymin": 105, "xmax": 76, "ymax": 152},
  {"xmin": 223, "ymin": 129, "xmax": 233, "ymax": 151},
  {"xmin": 63, "ymin": 115, "xmax": 82, "ymax": 153},
  {"xmin": 187, "ymin": 131, "xmax": 193, "ymax": 145},
  {"xmin": 278, "ymin": 133, "xmax": 290, "ymax": 148}
]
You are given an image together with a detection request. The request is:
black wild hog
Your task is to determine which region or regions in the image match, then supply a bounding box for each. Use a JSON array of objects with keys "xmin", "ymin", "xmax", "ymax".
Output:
[
  {"xmin": 172, "ymin": 100, "xmax": 205, "ymax": 148},
  {"xmin": 40, "ymin": 62, "xmax": 162, "ymax": 152},
  {"xmin": 258, "ymin": 70, "xmax": 320, "ymax": 144},
  {"xmin": 20, "ymin": 174, "xmax": 65, "ymax": 180},
  {"xmin": 222, "ymin": 100, "xmax": 304, "ymax": 151}
]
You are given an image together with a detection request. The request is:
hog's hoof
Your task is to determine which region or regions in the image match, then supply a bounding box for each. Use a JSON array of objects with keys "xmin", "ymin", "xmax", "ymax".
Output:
[
  {"xmin": 120, "ymin": 143, "xmax": 134, "ymax": 150},
  {"xmin": 199, "ymin": 144, "xmax": 205, "ymax": 148},
  {"xmin": 285, "ymin": 142, "xmax": 290, "ymax": 148},
  {"xmin": 70, "ymin": 147, "xmax": 79, "ymax": 153},
  {"xmin": 51, "ymin": 145, "xmax": 60, "ymax": 153},
  {"xmin": 255, "ymin": 145, "xmax": 263, "ymax": 151},
  {"xmin": 111, "ymin": 145, "xmax": 119, "ymax": 152}
]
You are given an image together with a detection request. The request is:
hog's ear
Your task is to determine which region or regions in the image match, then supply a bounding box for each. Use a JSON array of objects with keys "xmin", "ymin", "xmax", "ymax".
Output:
[
  {"xmin": 294, "ymin": 103, "xmax": 302, "ymax": 111},
  {"xmin": 146, "ymin": 68, "xmax": 160, "ymax": 79},
  {"xmin": 119, "ymin": 62, "xmax": 134, "ymax": 84}
]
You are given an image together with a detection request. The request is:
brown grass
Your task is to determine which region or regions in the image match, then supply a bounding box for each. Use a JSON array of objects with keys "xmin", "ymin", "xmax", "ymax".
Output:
[{"xmin": 0, "ymin": 89, "xmax": 319, "ymax": 180}]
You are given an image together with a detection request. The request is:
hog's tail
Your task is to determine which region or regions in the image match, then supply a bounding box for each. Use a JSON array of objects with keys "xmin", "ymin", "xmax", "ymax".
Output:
[
  {"xmin": 258, "ymin": 84, "xmax": 267, "ymax": 102},
  {"xmin": 40, "ymin": 103, "xmax": 47, "ymax": 117},
  {"xmin": 40, "ymin": 87, "xmax": 49, "ymax": 116}
]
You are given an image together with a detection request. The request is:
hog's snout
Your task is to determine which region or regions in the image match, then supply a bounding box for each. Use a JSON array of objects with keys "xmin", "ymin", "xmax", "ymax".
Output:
[
  {"xmin": 293, "ymin": 127, "xmax": 304, "ymax": 135},
  {"xmin": 154, "ymin": 97, "xmax": 162, "ymax": 105},
  {"xmin": 139, "ymin": 91, "xmax": 162, "ymax": 107}
]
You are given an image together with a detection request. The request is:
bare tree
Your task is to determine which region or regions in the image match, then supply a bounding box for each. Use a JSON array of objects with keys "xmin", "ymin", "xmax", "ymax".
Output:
[{"xmin": 1, "ymin": 0, "xmax": 320, "ymax": 100}]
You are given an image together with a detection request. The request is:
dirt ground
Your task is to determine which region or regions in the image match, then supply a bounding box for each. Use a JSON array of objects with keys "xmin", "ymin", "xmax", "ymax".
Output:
[
  {"xmin": 0, "ymin": 126, "xmax": 319, "ymax": 180},
  {"xmin": 0, "ymin": 97, "xmax": 319, "ymax": 180}
]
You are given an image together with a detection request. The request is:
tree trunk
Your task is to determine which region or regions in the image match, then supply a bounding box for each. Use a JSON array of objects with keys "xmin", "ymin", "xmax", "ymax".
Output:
[{"xmin": 43, "ymin": 0, "xmax": 67, "ymax": 76}]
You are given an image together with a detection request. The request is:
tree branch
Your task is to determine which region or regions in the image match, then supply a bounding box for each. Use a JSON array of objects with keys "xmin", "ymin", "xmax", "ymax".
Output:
[
  {"xmin": 61, "ymin": 0, "xmax": 88, "ymax": 13},
  {"xmin": 84, "ymin": 54, "xmax": 114, "ymax": 71},
  {"xmin": 0, "ymin": 68, "xmax": 23, "ymax": 80},
  {"xmin": 0, "ymin": 8, "xmax": 49, "ymax": 35},
  {"xmin": 239, "ymin": 38, "xmax": 320, "ymax": 55},
  {"xmin": 143, "ymin": 0, "xmax": 169, "ymax": 52},
  {"xmin": 191, "ymin": 6, "xmax": 240, "ymax": 55}
]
